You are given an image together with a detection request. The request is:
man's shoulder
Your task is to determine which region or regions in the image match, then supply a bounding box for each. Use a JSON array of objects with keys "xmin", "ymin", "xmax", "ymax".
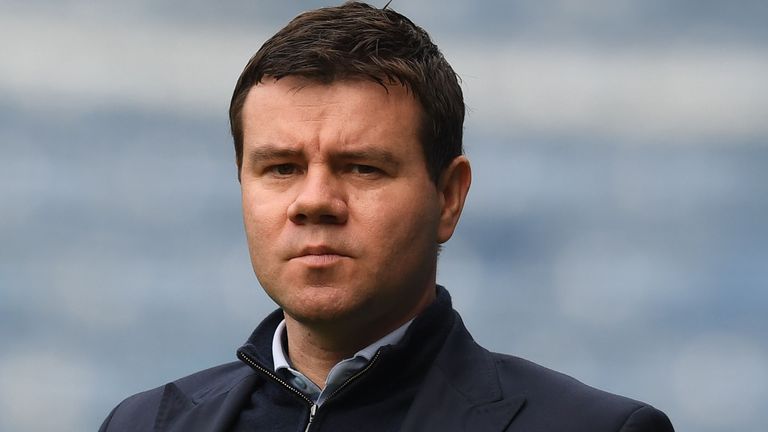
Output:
[
  {"xmin": 126, "ymin": 360, "xmax": 252, "ymax": 403},
  {"xmin": 100, "ymin": 361, "xmax": 254, "ymax": 431},
  {"xmin": 487, "ymin": 351, "xmax": 673, "ymax": 430},
  {"xmin": 489, "ymin": 351, "xmax": 635, "ymax": 403},
  {"xmin": 170, "ymin": 360, "xmax": 255, "ymax": 396}
]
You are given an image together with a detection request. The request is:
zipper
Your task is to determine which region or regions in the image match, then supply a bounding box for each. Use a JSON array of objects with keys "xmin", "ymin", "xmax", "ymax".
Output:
[
  {"xmin": 238, "ymin": 348, "xmax": 383, "ymax": 432},
  {"xmin": 325, "ymin": 349, "xmax": 382, "ymax": 401},
  {"xmin": 304, "ymin": 403, "xmax": 318, "ymax": 432},
  {"xmin": 237, "ymin": 350, "xmax": 314, "ymax": 406},
  {"xmin": 239, "ymin": 351, "xmax": 319, "ymax": 431}
]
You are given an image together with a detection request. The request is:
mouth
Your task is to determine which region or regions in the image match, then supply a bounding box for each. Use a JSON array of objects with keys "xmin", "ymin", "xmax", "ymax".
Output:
[{"xmin": 290, "ymin": 245, "xmax": 350, "ymax": 267}]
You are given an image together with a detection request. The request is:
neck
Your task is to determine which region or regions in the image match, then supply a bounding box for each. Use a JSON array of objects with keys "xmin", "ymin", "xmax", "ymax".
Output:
[
  {"xmin": 282, "ymin": 287, "xmax": 435, "ymax": 388},
  {"xmin": 282, "ymin": 320, "xmax": 355, "ymax": 388}
]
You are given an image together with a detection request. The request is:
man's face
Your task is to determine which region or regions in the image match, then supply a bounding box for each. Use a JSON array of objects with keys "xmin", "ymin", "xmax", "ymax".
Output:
[{"xmin": 239, "ymin": 77, "xmax": 462, "ymax": 333}]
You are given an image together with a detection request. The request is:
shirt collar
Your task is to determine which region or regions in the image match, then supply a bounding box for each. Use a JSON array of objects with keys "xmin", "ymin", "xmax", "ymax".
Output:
[
  {"xmin": 271, "ymin": 318, "xmax": 414, "ymax": 405},
  {"xmin": 272, "ymin": 318, "xmax": 413, "ymax": 372}
]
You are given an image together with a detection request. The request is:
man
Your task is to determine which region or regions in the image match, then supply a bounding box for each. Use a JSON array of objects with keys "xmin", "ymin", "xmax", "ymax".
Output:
[{"xmin": 100, "ymin": 2, "xmax": 674, "ymax": 431}]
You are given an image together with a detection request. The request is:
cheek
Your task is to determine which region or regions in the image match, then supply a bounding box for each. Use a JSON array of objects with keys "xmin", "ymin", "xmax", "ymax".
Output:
[
  {"xmin": 242, "ymin": 194, "xmax": 284, "ymax": 250},
  {"xmin": 353, "ymin": 189, "xmax": 440, "ymax": 254},
  {"xmin": 242, "ymin": 197, "xmax": 288, "ymax": 289}
]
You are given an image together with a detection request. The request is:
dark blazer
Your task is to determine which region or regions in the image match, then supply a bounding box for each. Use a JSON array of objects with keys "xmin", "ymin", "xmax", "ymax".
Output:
[{"xmin": 100, "ymin": 313, "xmax": 673, "ymax": 432}]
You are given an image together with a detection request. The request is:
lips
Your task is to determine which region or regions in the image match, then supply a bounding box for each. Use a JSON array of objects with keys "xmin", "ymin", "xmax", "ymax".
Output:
[
  {"xmin": 296, "ymin": 245, "xmax": 345, "ymax": 256},
  {"xmin": 289, "ymin": 245, "xmax": 351, "ymax": 267}
]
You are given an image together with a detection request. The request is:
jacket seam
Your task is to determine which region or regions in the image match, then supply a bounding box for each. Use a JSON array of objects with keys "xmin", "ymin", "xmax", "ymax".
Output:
[
  {"xmin": 617, "ymin": 404, "xmax": 648, "ymax": 432},
  {"xmin": 190, "ymin": 370, "xmax": 257, "ymax": 403}
]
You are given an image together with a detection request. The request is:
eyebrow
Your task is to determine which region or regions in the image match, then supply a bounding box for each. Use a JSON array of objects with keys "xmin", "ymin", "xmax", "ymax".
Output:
[
  {"xmin": 336, "ymin": 148, "xmax": 400, "ymax": 167},
  {"xmin": 246, "ymin": 146, "xmax": 303, "ymax": 165},
  {"xmin": 246, "ymin": 145, "xmax": 401, "ymax": 167}
]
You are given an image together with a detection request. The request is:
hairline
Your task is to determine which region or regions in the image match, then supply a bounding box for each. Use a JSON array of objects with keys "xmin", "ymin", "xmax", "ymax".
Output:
[{"xmin": 232, "ymin": 73, "xmax": 435, "ymax": 183}]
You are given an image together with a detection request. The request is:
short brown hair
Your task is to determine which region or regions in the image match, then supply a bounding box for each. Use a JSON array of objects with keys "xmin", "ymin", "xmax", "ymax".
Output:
[{"xmin": 229, "ymin": 1, "xmax": 464, "ymax": 183}]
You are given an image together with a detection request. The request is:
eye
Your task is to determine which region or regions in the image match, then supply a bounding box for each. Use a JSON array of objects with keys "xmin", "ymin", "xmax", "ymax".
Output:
[
  {"xmin": 269, "ymin": 164, "xmax": 299, "ymax": 176},
  {"xmin": 350, "ymin": 164, "xmax": 381, "ymax": 175}
]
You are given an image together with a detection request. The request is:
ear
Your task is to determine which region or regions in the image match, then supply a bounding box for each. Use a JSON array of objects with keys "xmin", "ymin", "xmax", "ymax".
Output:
[{"xmin": 436, "ymin": 155, "xmax": 472, "ymax": 244}]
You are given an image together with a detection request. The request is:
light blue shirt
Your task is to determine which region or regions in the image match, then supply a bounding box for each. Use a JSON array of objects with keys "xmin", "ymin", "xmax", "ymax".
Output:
[{"xmin": 271, "ymin": 318, "xmax": 413, "ymax": 406}]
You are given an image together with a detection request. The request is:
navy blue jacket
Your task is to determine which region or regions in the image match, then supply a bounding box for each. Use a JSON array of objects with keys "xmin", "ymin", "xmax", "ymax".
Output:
[{"xmin": 100, "ymin": 288, "xmax": 673, "ymax": 431}]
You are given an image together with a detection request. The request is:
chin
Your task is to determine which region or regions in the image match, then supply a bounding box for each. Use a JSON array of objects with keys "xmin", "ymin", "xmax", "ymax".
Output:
[
  {"xmin": 274, "ymin": 283, "xmax": 365, "ymax": 322},
  {"xmin": 284, "ymin": 301, "xmax": 361, "ymax": 327}
]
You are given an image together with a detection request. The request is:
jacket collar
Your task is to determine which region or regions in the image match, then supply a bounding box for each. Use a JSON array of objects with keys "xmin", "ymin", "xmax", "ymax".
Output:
[
  {"xmin": 152, "ymin": 309, "xmax": 285, "ymax": 431},
  {"xmin": 400, "ymin": 312, "xmax": 526, "ymax": 432},
  {"xmin": 153, "ymin": 368, "xmax": 260, "ymax": 432}
]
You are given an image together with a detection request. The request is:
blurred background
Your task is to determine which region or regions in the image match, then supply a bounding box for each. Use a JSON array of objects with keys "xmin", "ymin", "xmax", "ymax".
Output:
[{"xmin": 1, "ymin": 0, "xmax": 767, "ymax": 430}]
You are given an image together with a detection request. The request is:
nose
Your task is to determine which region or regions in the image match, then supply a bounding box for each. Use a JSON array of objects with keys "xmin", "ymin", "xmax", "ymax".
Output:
[{"xmin": 287, "ymin": 167, "xmax": 348, "ymax": 225}]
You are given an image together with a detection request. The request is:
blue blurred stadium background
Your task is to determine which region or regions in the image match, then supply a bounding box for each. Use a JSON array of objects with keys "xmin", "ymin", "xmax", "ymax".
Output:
[{"xmin": 1, "ymin": 1, "xmax": 767, "ymax": 430}]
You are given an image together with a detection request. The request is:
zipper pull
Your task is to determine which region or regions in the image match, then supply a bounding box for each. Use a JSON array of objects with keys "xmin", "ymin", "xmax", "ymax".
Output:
[{"xmin": 304, "ymin": 404, "xmax": 318, "ymax": 432}]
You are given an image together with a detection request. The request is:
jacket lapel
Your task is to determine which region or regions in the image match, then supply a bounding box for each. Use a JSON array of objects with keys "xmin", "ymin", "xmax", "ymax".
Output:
[
  {"xmin": 400, "ymin": 313, "xmax": 525, "ymax": 432},
  {"xmin": 154, "ymin": 374, "xmax": 259, "ymax": 432}
]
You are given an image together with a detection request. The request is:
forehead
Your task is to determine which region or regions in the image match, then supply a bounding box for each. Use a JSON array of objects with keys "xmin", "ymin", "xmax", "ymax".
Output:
[
  {"xmin": 243, "ymin": 76, "xmax": 419, "ymax": 112},
  {"xmin": 240, "ymin": 77, "xmax": 422, "ymax": 150}
]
